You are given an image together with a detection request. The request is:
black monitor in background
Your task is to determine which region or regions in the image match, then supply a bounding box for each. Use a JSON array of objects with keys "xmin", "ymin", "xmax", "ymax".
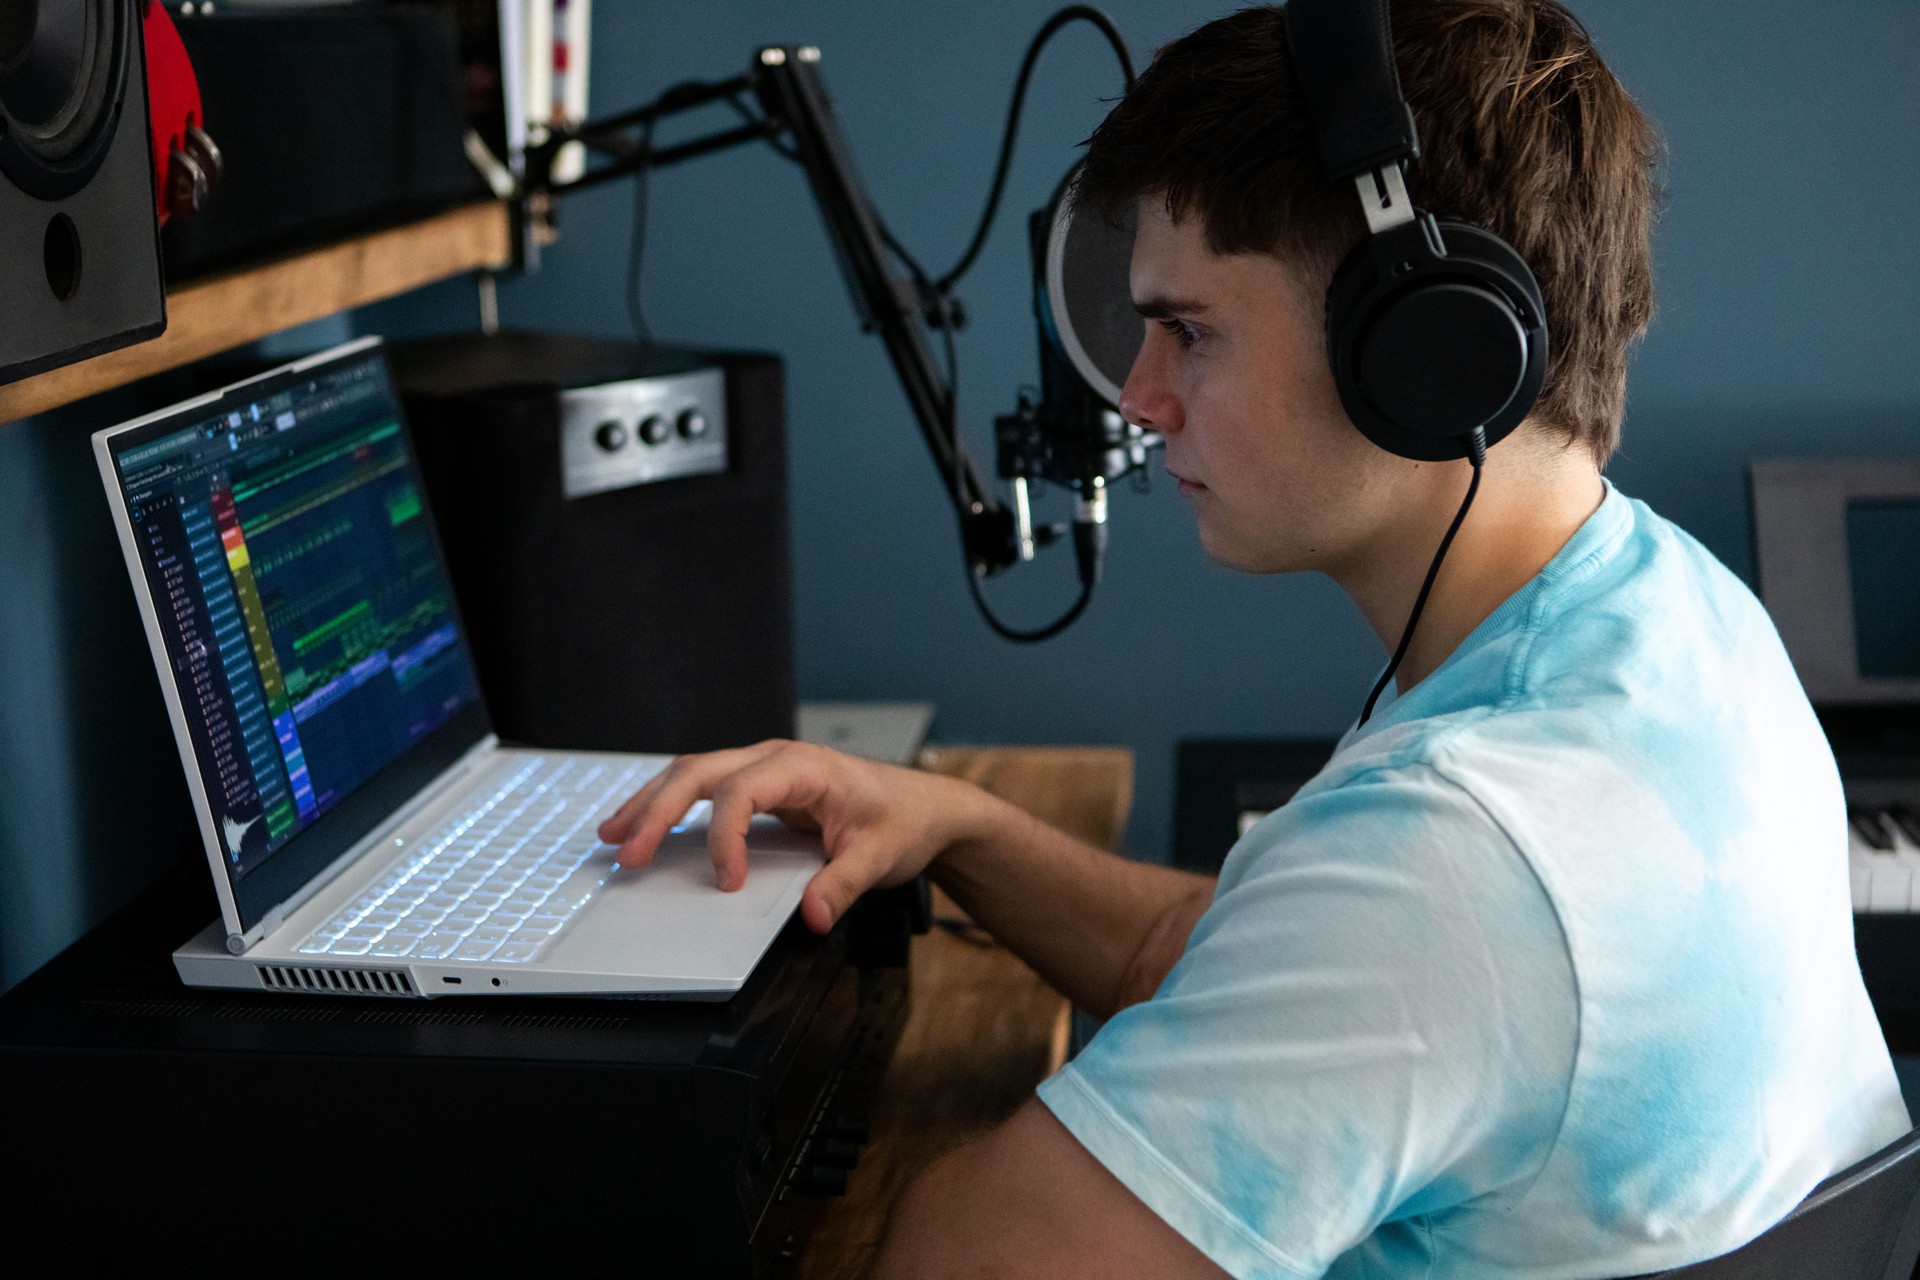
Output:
[
  {"xmin": 1847, "ymin": 498, "xmax": 1920, "ymax": 682},
  {"xmin": 1750, "ymin": 458, "xmax": 1920, "ymax": 763}
]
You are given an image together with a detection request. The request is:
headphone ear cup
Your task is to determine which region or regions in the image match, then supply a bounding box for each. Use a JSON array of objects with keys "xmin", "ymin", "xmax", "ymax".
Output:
[{"xmin": 1326, "ymin": 219, "xmax": 1549, "ymax": 461}]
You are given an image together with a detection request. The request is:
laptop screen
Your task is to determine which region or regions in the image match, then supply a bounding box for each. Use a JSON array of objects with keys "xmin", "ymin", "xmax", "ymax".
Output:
[{"xmin": 103, "ymin": 341, "xmax": 489, "ymax": 930}]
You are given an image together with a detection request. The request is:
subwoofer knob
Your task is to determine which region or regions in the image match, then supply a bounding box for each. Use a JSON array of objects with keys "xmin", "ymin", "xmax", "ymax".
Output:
[
  {"xmin": 639, "ymin": 414, "xmax": 672, "ymax": 446},
  {"xmin": 593, "ymin": 420, "xmax": 627, "ymax": 451}
]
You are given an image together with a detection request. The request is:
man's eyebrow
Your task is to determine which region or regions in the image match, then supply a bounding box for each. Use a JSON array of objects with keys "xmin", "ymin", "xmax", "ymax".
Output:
[{"xmin": 1133, "ymin": 296, "xmax": 1211, "ymax": 320}]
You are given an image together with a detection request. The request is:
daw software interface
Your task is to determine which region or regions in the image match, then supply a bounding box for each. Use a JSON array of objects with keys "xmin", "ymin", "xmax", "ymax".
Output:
[{"xmin": 112, "ymin": 354, "xmax": 482, "ymax": 882}]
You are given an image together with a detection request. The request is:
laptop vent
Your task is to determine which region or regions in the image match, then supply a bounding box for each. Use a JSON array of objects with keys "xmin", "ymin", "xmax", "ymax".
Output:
[
  {"xmin": 499, "ymin": 1012, "xmax": 632, "ymax": 1031},
  {"xmin": 210, "ymin": 1001, "xmax": 340, "ymax": 1024},
  {"xmin": 354, "ymin": 1007, "xmax": 484, "ymax": 1027},
  {"xmin": 85, "ymin": 998, "xmax": 204, "ymax": 1019},
  {"xmin": 256, "ymin": 965, "xmax": 416, "ymax": 998}
]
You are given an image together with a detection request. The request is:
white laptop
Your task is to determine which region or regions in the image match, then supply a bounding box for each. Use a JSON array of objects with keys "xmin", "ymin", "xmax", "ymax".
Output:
[{"xmin": 93, "ymin": 336, "xmax": 819, "ymax": 999}]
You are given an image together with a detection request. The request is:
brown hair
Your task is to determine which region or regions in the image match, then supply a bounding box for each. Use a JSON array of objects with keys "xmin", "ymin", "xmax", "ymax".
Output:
[{"xmin": 1077, "ymin": 1, "xmax": 1661, "ymax": 461}]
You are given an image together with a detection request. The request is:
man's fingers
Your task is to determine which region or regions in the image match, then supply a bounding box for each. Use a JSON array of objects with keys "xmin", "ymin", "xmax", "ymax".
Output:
[
  {"xmin": 799, "ymin": 847, "xmax": 891, "ymax": 933},
  {"xmin": 603, "ymin": 744, "xmax": 782, "ymax": 867},
  {"xmin": 706, "ymin": 751, "xmax": 830, "ymax": 890}
]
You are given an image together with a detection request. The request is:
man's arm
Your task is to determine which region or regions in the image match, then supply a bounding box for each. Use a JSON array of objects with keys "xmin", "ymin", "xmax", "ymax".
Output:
[
  {"xmin": 932, "ymin": 792, "xmax": 1215, "ymax": 1016},
  {"xmin": 871, "ymin": 1100, "xmax": 1231, "ymax": 1280},
  {"xmin": 598, "ymin": 740, "xmax": 1213, "ymax": 1017}
]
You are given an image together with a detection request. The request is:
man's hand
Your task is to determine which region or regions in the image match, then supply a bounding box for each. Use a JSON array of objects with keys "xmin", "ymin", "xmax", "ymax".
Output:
[
  {"xmin": 596, "ymin": 739, "xmax": 985, "ymax": 934},
  {"xmin": 601, "ymin": 738, "xmax": 1215, "ymax": 1018}
]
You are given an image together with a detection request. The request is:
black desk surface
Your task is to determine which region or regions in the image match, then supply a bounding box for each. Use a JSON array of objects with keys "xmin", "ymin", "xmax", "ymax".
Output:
[{"xmin": 0, "ymin": 868, "xmax": 908, "ymax": 1275}]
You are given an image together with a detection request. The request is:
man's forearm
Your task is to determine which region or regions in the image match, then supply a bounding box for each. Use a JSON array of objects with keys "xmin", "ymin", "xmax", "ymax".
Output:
[{"xmin": 928, "ymin": 786, "xmax": 1214, "ymax": 1017}]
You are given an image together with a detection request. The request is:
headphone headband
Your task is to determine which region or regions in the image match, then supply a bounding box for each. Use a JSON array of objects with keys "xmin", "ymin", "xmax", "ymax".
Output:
[
  {"xmin": 1283, "ymin": 0, "xmax": 1419, "ymax": 180},
  {"xmin": 1282, "ymin": 0, "xmax": 1550, "ymax": 458}
]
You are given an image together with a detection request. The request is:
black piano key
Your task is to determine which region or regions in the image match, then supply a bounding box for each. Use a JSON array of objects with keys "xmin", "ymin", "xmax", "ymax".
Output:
[
  {"xmin": 1850, "ymin": 807, "xmax": 1897, "ymax": 852},
  {"xmin": 1887, "ymin": 807, "xmax": 1920, "ymax": 848}
]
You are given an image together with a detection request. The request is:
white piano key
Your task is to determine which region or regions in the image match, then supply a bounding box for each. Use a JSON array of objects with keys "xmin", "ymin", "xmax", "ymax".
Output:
[
  {"xmin": 1900, "ymin": 850, "xmax": 1920, "ymax": 911},
  {"xmin": 1867, "ymin": 865, "xmax": 1912, "ymax": 913}
]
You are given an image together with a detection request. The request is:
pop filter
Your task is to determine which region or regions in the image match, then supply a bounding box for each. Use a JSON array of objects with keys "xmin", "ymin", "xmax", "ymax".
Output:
[
  {"xmin": 1038, "ymin": 164, "xmax": 1139, "ymax": 410},
  {"xmin": 994, "ymin": 163, "xmax": 1156, "ymax": 590}
]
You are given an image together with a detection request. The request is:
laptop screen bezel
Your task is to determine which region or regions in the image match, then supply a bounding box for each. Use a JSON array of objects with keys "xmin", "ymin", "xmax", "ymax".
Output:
[{"xmin": 93, "ymin": 336, "xmax": 494, "ymax": 937}]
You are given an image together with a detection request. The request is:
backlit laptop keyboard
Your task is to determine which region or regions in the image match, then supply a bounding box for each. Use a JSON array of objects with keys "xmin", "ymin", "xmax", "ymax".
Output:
[{"xmin": 297, "ymin": 755, "xmax": 683, "ymax": 964}]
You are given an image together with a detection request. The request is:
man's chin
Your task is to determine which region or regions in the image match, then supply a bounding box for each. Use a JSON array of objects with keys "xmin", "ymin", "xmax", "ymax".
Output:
[{"xmin": 1196, "ymin": 524, "xmax": 1297, "ymax": 575}]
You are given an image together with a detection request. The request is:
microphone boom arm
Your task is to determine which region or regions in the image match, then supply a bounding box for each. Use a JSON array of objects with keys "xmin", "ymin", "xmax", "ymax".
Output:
[{"xmin": 528, "ymin": 48, "xmax": 1021, "ymax": 575}]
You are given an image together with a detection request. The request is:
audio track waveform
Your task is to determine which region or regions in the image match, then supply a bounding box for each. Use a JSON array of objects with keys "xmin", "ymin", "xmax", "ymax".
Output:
[
  {"xmin": 261, "ymin": 567, "xmax": 370, "ymax": 640},
  {"xmin": 250, "ymin": 516, "xmax": 357, "ymax": 577},
  {"xmin": 229, "ymin": 420, "xmax": 400, "ymax": 508},
  {"xmin": 239, "ymin": 453, "xmax": 409, "ymax": 541}
]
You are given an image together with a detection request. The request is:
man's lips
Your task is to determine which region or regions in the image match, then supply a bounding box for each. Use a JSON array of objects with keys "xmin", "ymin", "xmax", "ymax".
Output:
[{"xmin": 1168, "ymin": 468, "xmax": 1207, "ymax": 496}]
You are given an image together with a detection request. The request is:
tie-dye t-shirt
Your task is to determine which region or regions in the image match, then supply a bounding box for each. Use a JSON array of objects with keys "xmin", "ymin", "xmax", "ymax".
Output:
[{"xmin": 1038, "ymin": 485, "xmax": 1909, "ymax": 1279}]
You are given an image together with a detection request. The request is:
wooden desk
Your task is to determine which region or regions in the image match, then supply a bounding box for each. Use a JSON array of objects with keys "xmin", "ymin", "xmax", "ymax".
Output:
[{"xmin": 799, "ymin": 746, "xmax": 1134, "ymax": 1279}]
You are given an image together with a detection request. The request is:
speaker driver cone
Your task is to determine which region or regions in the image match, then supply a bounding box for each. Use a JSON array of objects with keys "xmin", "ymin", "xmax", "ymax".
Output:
[{"xmin": 0, "ymin": 0, "xmax": 128, "ymax": 200}]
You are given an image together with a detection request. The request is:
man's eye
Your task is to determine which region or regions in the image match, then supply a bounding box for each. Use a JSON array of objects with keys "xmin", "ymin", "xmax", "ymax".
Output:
[{"xmin": 1157, "ymin": 318, "xmax": 1199, "ymax": 348}]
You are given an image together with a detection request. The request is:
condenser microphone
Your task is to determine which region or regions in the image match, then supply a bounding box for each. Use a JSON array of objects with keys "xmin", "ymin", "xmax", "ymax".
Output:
[{"xmin": 997, "ymin": 164, "xmax": 1155, "ymax": 585}]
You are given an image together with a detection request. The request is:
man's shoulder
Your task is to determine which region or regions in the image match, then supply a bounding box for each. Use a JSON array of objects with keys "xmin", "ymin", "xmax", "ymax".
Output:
[{"xmin": 1341, "ymin": 490, "xmax": 1823, "ymax": 818}]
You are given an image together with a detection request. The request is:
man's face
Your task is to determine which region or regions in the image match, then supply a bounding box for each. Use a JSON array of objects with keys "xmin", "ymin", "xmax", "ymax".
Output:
[{"xmin": 1118, "ymin": 197, "xmax": 1395, "ymax": 577}]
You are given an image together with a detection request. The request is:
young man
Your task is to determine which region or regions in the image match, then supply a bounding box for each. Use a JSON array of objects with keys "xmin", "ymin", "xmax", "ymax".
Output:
[{"xmin": 599, "ymin": 3, "xmax": 1910, "ymax": 1276}]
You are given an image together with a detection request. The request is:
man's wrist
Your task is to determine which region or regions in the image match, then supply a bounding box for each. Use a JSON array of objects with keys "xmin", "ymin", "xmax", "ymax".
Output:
[{"xmin": 923, "ymin": 771, "xmax": 1011, "ymax": 871}]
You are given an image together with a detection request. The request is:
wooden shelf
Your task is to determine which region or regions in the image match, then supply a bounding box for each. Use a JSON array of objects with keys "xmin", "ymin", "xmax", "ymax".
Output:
[{"xmin": 0, "ymin": 201, "xmax": 512, "ymax": 427}]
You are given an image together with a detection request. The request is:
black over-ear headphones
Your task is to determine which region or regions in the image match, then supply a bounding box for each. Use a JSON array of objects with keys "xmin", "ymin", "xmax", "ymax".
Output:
[{"xmin": 1285, "ymin": 0, "xmax": 1549, "ymax": 463}]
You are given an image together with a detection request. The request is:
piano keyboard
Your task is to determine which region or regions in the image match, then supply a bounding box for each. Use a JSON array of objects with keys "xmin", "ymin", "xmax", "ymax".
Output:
[{"xmin": 1850, "ymin": 805, "xmax": 1920, "ymax": 913}]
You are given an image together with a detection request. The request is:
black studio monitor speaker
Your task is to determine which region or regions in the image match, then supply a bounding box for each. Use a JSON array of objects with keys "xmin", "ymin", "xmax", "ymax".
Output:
[
  {"xmin": 0, "ymin": 0, "xmax": 165, "ymax": 387},
  {"xmin": 390, "ymin": 331, "xmax": 796, "ymax": 757}
]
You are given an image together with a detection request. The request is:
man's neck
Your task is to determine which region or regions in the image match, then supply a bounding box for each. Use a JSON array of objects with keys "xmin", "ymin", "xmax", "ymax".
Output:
[{"xmin": 1342, "ymin": 434, "xmax": 1607, "ymax": 698}]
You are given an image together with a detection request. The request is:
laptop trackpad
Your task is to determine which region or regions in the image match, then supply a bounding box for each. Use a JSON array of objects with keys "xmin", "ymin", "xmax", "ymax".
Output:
[{"xmin": 593, "ymin": 815, "xmax": 822, "ymax": 918}]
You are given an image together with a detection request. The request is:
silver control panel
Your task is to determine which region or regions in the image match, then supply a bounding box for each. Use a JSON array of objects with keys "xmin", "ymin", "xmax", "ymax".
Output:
[{"xmin": 559, "ymin": 366, "xmax": 727, "ymax": 500}]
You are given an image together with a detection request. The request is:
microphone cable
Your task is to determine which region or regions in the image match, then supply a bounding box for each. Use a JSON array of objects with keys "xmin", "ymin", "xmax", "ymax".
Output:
[
  {"xmin": 626, "ymin": 118, "xmax": 658, "ymax": 345},
  {"xmin": 934, "ymin": 5, "xmax": 1137, "ymax": 294},
  {"xmin": 940, "ymin": 6, "xmax": 1132, "ymax": 642},
  {"xmin": 1356, "ymin": 427, "xmax": 1487, "ymax": 728}
]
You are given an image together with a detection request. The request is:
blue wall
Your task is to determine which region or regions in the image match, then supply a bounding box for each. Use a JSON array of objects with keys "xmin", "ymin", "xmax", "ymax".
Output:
[
  {"xmin": 2, "ymin": 1, "xmax": 1917, "ymax": 988},
  {"xmin": 361, "ymin": 0, "xmax": 1920, "ymax": 854}
]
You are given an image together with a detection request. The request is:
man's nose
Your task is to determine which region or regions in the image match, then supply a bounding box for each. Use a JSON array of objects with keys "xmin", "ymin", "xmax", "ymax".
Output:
[{"xmin": 1118, "ymin": 328, "xmax": 1183, "ymax": 435}]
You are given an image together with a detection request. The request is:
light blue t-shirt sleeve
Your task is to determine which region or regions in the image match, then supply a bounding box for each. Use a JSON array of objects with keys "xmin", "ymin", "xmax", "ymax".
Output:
[{"xmin": 1038, "ymin": 766, "xmax": 1579, "ymax": 1280}]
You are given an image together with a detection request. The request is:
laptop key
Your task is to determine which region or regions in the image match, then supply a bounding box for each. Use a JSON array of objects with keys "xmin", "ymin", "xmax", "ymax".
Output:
[
  {"xmin": 412, "ymin": 932, "xmax": 465, "ymax": 959},
  {"xmin": 493, "ymin": 940, "xmax": 543, "ymax": 963},
  {"xmin": 454, "ymin": 937, "xmax": 502, "ymax": 962}
]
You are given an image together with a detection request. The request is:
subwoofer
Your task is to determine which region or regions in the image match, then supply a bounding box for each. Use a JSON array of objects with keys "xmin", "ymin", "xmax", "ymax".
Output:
[{"xmin": 0, "ymin": 0, "xmax": 165, "ymax": 388}]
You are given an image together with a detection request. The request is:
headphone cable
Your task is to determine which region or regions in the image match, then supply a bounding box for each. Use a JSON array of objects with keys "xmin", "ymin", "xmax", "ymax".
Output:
[{"xmin": 1357, "ymin": 427, "xmax": 1487, "ymax": 728}]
